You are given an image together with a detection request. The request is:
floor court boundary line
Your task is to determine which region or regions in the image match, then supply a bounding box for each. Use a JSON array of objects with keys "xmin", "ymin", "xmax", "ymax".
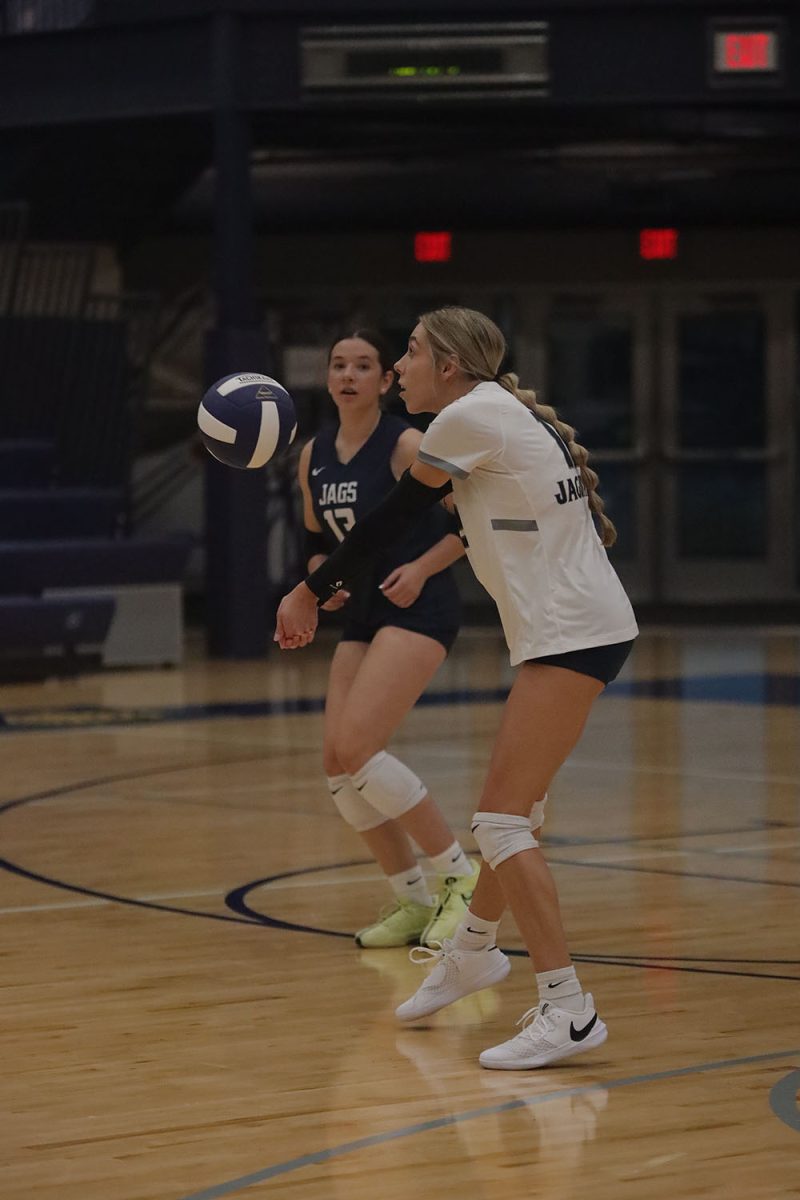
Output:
[
  {"xmin": 3, "ymin": 713, "xmax": 797, "ymax": 791},
  {"xmin": 548, "ymin": 855, "xmax": 800, "ymax": 890},
  {"xmin": 2, "ymin": 667, "xmax": 798, "ymax": 738},
  {"xmin": 416, "ymin": 743, "xmax": 800, "ymax": 789},
  {"xmin": 0, "ymin": 872, "xmax": 390, "ymax": 917},
  {"xmin": 555, "ymin": 842, "xmax": 800, "ymax": 865},
  {"xmin": 174, "ymin": 1047, "xmax": 800, "ymax": 1200},
  {"xmin": 2, "ymin": 769, "xmax": 796, "ymax": 945},
  {"xmin": 225, "ymin": 875, "xmax": 800, "ymax": 980}
]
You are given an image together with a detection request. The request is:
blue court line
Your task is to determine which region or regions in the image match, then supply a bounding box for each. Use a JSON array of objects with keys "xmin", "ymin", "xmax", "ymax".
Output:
[
  {"xmin": 175, "ymin": 1047, "xmax": 800, "ymax": 1200},
  {"xmin": 609, "ymin": 673, "xmax": 800, "ymax": 705},
  {"xmin": 770, "ymin": 1070, "xmax": 800, "ymax": 1132},
  {"xmin": 0, "ymin": 672, "xmax": 798, "ymax": 734},
  {"xmin": 0, "ymin": 695, "xmax": 329, "ymax": 734}
]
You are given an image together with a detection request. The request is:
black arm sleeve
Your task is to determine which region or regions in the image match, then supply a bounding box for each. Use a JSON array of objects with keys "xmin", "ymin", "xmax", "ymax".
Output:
[
  {"xmin": 444, "ymin": 507, "xmax": 462, "ymax": 539},
  {"xmin": 304, "ymin": 528, "xmax": 328, "ymax": 566},
  {"xmin": 305, "ymin": 469, "xmax": 453, "ymax": 601}
]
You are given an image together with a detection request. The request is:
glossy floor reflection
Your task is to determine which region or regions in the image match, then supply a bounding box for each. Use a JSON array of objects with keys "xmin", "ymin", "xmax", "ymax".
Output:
[{"xmin": 0, "ymin": 627, "xmax": 798, "ymax": 1200}]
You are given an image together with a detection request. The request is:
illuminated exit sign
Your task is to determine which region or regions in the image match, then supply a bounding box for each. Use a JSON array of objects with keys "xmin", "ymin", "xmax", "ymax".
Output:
[
  {"xmin": 716, "ymin": 32, "xmax": 775, "ymax": 72},
  {"xmin": 415, "ymin": 231, "xmax": 452, "ymax": 262},
  {"xmin": 639, "ymin": 229, "xmax": 678, "ymax": 261},
  {"xmin": 710, "ymin": 21, "xmax": 783, "ymax": 86}
]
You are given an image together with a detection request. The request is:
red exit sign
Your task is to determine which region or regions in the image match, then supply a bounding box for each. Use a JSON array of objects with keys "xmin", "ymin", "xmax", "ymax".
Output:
[
  {"xmin": 711, "ymin": 23, "xmax": 782, "ymax": 84},
  {"xmin": 414, "ymin": 231, "xmax": 452, "ymax": 262},
  {"xmin": 639, "ymin": 229, "xmax": 678, "ymax": 261}
]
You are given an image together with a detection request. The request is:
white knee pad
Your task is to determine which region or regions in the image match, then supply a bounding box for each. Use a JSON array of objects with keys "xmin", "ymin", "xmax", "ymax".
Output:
[
  {"xmin": 351, "ymin": 751, "xmax": 427, "ymax": 820},
  {"xmin": 471, "ymin": 811, "xmax": 539, "ymax": 869},
  {"xmin": 326, "ymin": 774, "xmax": 386, "ymax": 833},
  {"xmin": 531, "ymin": 792, "xmax": 548, "ymax": 832}
]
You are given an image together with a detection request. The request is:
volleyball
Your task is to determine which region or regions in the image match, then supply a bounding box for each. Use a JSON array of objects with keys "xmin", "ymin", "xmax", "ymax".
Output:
[{"xmin": 197, "ymin": 373, "xmax": 297, "ymax": 469}]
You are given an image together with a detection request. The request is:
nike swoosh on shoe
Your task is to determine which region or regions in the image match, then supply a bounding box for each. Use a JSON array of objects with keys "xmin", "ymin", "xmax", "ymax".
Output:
[{"xmin": 570, "ymin": 1013, "xmax": 599, "ymax": 1042}]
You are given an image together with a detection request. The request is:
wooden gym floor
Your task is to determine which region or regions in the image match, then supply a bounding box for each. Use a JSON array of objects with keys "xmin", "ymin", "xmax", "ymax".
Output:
[{"xmin": 1, "ymin": 626, "xmax": 798, "ymax": 1200}]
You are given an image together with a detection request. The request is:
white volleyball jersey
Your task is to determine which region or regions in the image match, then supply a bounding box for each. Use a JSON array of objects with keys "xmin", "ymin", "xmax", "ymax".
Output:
[{"xmin": 418, "ymin": 382, "xmax": 638, "ymax": 666}]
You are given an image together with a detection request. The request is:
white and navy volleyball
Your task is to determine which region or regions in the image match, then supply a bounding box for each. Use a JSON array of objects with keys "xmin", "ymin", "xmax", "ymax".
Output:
[{"xmin": 197, "ymin": 373, "xmax": 297, "ymax": 469}]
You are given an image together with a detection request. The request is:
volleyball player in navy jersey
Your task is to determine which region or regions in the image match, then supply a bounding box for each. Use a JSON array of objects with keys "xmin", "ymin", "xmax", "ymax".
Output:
[
  {"xmin": 299, "ymin": 329, "xmax": 479, "ymax": 949},
  {"xmin": 277, "ymin": 307, "xmax": 638, "ymax": 1071}
]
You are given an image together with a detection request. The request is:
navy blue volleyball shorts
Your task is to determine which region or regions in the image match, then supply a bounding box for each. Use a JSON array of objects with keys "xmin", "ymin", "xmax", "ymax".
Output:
[
  {"xmin": 528, "ymin": 639, "xmax": 635, "ymax": 685},
  {"xmin": 341, "ymin": 615, "xmax": 459, "ymax": 655}
]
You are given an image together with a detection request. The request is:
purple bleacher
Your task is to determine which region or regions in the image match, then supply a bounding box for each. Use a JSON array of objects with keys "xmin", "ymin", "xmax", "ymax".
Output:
[
  {"xmin": 0, "ymin": 536, "xmax": 193, "ymax": 593},
  {"xmin": 0, "ymin": 595, "xmax": 115, "ymax": 648},
  {"xmin": 0, "ymin": 594, "xmax": 116, "ymax": 679},
  {"xmin": 0, "ymin": 439, "xmax": 57, "ymax": 486},
  {"xmin": 0, "ymin": 488, "xmax": 125, "ymax": 539}
]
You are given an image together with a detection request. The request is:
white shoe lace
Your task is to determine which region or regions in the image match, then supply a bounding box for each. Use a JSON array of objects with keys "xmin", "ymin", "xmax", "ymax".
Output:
[
  {"xmin": 516, "ymin": 1002, "xmax": 557, "ymax": 1042},
  {"xmin": 407, "ymin": 939, "xmax": 456, "ymax": 989},
  {"xmin": 408, "ymin": 938, "xmax": 448, "ymax": 967}
]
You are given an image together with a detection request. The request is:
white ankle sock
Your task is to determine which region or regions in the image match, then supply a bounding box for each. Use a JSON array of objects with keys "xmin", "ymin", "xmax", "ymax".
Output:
[
  {"xmin": 452, "ymin": 909, "xmax": 500, "ymax": 952},
  {"xmin": 428, "ymin": 840, "xmax": 472, "ymax": 878},
  {"xmin": 536, "ymin": 965, "xmax": 584, "ymax": 1012},
  {"xmin": 388, "ymin": 866, "xmax": 433, "ymax": 907}
]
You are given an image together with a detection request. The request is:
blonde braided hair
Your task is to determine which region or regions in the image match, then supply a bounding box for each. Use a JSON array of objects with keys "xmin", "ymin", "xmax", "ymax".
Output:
[{"xmin": 419, "ymin": 306, "xmax": 617, "ymax": 548}]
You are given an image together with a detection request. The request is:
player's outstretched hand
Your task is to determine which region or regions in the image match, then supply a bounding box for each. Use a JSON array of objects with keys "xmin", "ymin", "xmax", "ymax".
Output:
[
  {"xmin": 379, "ymin": 562, "xmax": 426, "ymax": 609},
  {"xmin": 274, "ymin": 582, "xmax": 319, "ymax": 649}
]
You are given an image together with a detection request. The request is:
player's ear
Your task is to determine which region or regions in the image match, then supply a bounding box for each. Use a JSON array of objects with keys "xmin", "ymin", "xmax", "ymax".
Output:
[
  {"xmin": 440, "ymin": 354, "xmax": 459, "ymax": 381},
  {"xmin": 380, "ymin": 369, "xmax": 394, "ymax": 394}
]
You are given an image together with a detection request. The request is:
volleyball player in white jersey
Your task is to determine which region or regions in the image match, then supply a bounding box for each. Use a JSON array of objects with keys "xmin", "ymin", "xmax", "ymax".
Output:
[{"xmin": 275, "ymin": 307, "xmax": 638, "ymax": 1070}]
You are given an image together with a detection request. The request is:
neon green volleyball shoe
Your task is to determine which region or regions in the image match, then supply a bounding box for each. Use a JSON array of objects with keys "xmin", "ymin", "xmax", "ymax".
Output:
[
  {"xmin": 355, "ymin": 898, "xmax": 435, "ymax": 948},
  {"xmin": 420, "ymin": 858, "xmax": 481, "ymax": 948}
]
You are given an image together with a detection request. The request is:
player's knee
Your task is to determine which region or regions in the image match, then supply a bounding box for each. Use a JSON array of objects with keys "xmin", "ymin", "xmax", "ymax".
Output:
[
  {"xmin": 350, "ymin": 751, "xmax": 427, "ymax": 820},
  {"xmin": 334, "ymin": 730, "xmax": 383, "ymax": 778},
  {"xmin": 322, "ymin": 745, "xmax": 344, "ymax": 777},
  {"xmin": 471, "ymin": 810, "xmax": 539, "ymax": 869},
  {"xmin": 326, "ymin": 774, "xmax": 386, "ymax": 832}
]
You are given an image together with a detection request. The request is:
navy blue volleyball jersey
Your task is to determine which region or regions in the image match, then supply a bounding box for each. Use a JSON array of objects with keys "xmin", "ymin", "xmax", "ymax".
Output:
[{"xmin": 308, "ymin": 413, "xmax": 460, "ymax": 628}]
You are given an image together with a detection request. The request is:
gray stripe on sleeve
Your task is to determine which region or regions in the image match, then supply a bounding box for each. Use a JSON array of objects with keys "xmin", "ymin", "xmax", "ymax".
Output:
[
  {"xmin": 418, "ymin": 450, "xmax": 469, "ymax": 479},
  {"xmin": 491, "ymin": 519, "xmax": 539, "ymax": 532}
]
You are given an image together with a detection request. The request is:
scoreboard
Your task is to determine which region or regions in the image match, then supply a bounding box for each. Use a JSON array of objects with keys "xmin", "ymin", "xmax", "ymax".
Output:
[
  {"xmin": 301, "ymin": 23, "xmax": 549, "ymax": 101},
  {"xmin": 299, "ymin": 13, "xmax": 792, "ymax": 105}
]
